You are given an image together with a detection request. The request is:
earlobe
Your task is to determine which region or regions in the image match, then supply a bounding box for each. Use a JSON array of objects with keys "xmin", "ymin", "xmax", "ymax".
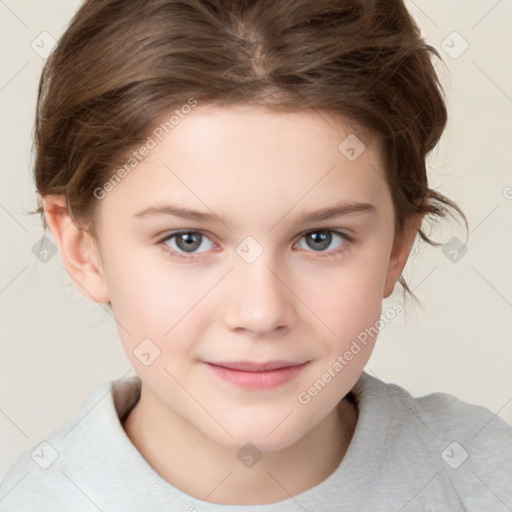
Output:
[
  {"xmin": 383, "ymin": 214, "xmax": 424, "ymax": 299},
  {"xmin": 43, "ymin": 195, "xmax": 110, "ymax": 304}
]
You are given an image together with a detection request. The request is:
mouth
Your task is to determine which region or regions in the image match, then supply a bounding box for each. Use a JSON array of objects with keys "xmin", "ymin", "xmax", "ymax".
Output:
[{"xmin": 204, "ymin": 360, "xmax": 310, "ymax": 389}]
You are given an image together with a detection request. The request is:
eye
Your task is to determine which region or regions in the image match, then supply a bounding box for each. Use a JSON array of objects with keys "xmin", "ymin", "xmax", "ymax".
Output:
[
  {"xmin": 295, "ymin": 229, "xmax": 352, "ymax": 258},
  {"xmin": 159, "ymin": 230, "xmax": 216, "ymax": 260},
  {"xmin": 158, "ymin": 228, "xmax": 352, "ymax": 262}
]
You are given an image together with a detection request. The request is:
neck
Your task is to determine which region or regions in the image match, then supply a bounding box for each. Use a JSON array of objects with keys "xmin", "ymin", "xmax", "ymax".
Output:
[{"xmin": 122, "ymin": 384, "xmax": 358, "ymax": 505}]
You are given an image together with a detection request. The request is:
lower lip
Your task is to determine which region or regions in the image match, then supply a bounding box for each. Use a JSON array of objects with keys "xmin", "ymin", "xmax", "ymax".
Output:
[{"xmin": 205, "ymin": 362, "xmax": 309, "ymax": 390}]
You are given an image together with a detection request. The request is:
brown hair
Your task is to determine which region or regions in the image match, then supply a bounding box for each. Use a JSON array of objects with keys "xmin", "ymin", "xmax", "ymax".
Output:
[{"xmin": 30, "ymin": 0, "xmax": 468, "ymax": 303}]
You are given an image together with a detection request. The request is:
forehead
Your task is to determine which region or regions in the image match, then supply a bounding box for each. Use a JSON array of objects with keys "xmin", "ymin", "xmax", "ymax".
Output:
[
  {"xmin": 98, "ymin": 105, "xmax": 389, "ymax": 225},
  {"xmin": 141, "ymin": 104, "xmax": 382, "ymax": 174},
  {"xmin": 151, "ymin": 103, "xmax": 379, "ymax": 156}
]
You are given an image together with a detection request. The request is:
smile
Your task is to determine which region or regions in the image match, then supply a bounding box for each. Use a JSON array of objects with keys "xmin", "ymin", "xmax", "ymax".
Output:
[{"xmin": 203, "ymin": 360, "xmax": 310, "ymax": 390}]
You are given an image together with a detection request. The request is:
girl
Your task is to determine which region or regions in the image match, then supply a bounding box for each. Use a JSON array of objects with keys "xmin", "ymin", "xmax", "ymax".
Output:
[{"xmin": 1, "ymin": 0, "xmax": 511, "ymax": 510}]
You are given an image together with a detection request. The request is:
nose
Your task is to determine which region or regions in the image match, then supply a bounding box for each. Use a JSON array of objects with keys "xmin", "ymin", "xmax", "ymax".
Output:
[{"xmin": 222, "ymin": 251, "xmax": 297, "ymax": 337}]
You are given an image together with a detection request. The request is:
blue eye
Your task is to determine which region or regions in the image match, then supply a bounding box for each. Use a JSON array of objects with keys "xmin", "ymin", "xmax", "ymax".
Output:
[
  {"xmin": 296, "ymin": 230, "xmax": 349, "ymax": 255},
  {"xmin": 160, "ymin": 230, "xmax": 215, "ymax": 260},
  {"xmin": 158, "ymin": 229, "xmax": 352, "ymax": 262}
]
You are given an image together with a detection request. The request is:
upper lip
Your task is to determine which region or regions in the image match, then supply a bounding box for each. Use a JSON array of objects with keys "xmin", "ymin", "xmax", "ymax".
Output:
[{"xmin": 206, "ymin": 361, "xmax": 308, "ymax": 372}]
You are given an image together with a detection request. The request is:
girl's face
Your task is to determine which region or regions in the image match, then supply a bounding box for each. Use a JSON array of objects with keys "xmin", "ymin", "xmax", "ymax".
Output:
[{"xmin": 92, "ymin": 105, "xmax": 408, "ymax": 451}]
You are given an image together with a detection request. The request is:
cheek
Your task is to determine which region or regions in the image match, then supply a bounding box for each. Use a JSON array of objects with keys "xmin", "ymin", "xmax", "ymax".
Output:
[
  {"xmin": 305, "ymin": 249, "xmax": 390, "ymax": 341},
  {"xmin": 105, "ymin": 241, "xmax": 201, "ymax": 319},
  {"xmin": 102, "ymin": 244, "xmax": 214, "ymax": 358}
]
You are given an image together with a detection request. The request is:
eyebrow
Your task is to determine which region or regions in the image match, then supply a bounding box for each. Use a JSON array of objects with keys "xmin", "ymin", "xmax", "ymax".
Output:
[{"xmin": 133, "ymin": 201, "xmax": 376, "ymax": 226}]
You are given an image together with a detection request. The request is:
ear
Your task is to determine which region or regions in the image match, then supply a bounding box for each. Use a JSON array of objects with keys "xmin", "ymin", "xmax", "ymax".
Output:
[
  {"xmin": 383, "ymin": 214, "xmax": 424, "ymax": 299},
  {"xmin": 42, "ymin": 195, "xmax": 110, "ymax": 304}
]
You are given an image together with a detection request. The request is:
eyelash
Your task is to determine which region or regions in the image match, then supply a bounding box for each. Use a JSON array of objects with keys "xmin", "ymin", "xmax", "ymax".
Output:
[{"xmin": 157, "ymin": 229, "xmax": 354, "ymax": 262}]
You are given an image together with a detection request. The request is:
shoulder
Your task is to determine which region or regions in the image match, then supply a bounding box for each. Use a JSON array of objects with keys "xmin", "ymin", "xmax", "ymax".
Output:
[
  {"xmin": 0, "ymin": 376, "xmax": 141, "ymax": 511},
  {"xmin": 354, "ymin": 372, "xmax": 512, "ymax": 508},
  {"xmin": 377, "ymin": 374, "xmax": 512, "ymax": 448},
  {"xmin": 357, "ymin": 371, "xmax": 512, "ymax": 440}
]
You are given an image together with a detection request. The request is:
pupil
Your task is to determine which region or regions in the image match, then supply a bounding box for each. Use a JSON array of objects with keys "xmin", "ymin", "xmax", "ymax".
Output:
[
  {"xmin": 175, "ymin": 232, "xmax": 332, "ymax": 253},
  {"xmin": 308, "ymin": 231, "xmax": 330, "ymax": 251},
  {"xmin": 178, "ymin": 232, "xmax": 200, "ymax": 252}
]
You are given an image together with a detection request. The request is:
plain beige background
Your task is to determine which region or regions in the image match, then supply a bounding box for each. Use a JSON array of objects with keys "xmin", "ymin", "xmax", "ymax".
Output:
[{"xmin": 1, "ymin": 0, "xmax": 511, "ymax": 479}]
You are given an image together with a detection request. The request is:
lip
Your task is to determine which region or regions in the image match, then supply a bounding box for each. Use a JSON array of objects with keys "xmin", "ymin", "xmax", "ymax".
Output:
[
  {"xmin": 204, "ymin": 360, "xmax": 310, "ymax": 390},
  {"xmin": 208, "ymin": 360, "xmax": 306, "ymax": 372}
]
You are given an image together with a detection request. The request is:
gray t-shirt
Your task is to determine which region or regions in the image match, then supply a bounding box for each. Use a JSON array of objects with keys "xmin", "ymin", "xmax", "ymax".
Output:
[{"xmin": 0, "ymin": 371, "xmax": 511, "ymax": 511}]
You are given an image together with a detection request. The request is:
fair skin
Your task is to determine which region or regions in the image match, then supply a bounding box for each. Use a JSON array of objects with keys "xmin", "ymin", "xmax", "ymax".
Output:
[{"xmin": 43, "ymin": 105, "xmax": 421, "ymax": 505}]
